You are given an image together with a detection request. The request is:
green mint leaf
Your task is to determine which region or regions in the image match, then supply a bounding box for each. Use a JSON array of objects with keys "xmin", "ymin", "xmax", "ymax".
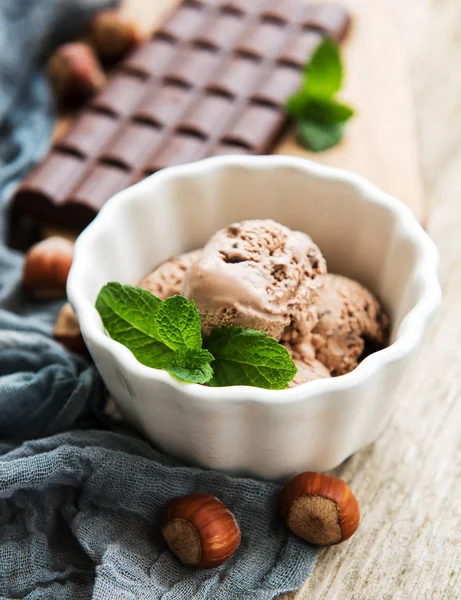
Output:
[
  {"xmin": 155, "ymin": 295, "xmax": 202, "ymax": 351},
  {"xmin": 286, "ymin": 95, "xmax": 354, "ymax": 124},
  {"xmin": 297, "ymin": 120, "xmax": 345, "ymax": 152},
  {"xmin": 96, "ymin": 282, "xmax": 162, "ymax": 340},
  {"xmin": 286, "ymin": 91, "xmax": 310, "ymax": 121},
  {"xmin": 205, "ymin": 327, "xmax": 297, "ymax": 390},
  {"xmin": 96, "ymin": 282, "xmax": 172, "ymax": 369},
  {"xmin": 304, "ymin": 98, "xmax": 354, "ymax": 124},
  {"xmin": 304, "ymin": 38, "xmax": 343, "ymax": 99},
  {"xmin": 167, "ymin": 348, "xmax": 214, "ymax": 384}
]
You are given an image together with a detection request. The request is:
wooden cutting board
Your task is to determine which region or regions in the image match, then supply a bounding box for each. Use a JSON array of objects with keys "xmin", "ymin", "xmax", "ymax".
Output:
[{"xmin": 119, "ymin": 0, "xmax": 425, "ymax": 223}]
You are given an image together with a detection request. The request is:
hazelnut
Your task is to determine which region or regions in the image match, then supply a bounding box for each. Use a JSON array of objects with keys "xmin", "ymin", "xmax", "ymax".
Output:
[
  {"xmin": 47, "ymin": 42, "xmax": 106, "ymax": 104},
  {"xmin": 280, "ymin": 472, "xmax": 360, "ymax": 545},
  {"xmin": 163, "ymin": 493, "xmax": 241, "ymax": 568},
  {"xmin": 54, "ymin": 303, "xmax": 87, "ymax": 355},
  {"xmin": 22, "ymin": 236, "xmax": 74, "ymax": 299},
  {"xmin": 90, "ymin": 10, "xmax": 144, "ymax": 63}
]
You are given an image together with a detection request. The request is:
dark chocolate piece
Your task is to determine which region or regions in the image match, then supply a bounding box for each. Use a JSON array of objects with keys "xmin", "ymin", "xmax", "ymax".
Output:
[
  {"xmin": 9, "ymin": 0, "xmax": 350, "ymax": 248},
  {"xmin": 236, "ymin": 21, "xmax": 289, "ymax": 59},
  {"xmin": 252, "ymin": 66, "xmax": 302, "ymax": 107},
  {"xmin": 121, "ymin": 38, "xmax": 178, "ymax": 78},
  {"xmin": 301, "ymin": 4, "xmax": 351, "ymax": 42},
  {"xmin": 207, "ymin": 56, "xmax": 262, "ymax": 97},
  {"xmin": 13, "ymin": 152, "xmax": 86, "ymax": 216},
  {"xmin": 54, "ymin": 111, "xmax": 119, "ymax": 158},
  {"xmin": 133, "ymin": 83, "xmax": 192, "ymax": 127},
  {"xmin": 69, "ymin": 165, "xmax": 132, "ymax": 214},
  {"xmin": 222, "ymin": 0, "xmax": 265, "ymax": 14},
  {"xmin": 146, "ymin": 133, "xmax": 206, "ymax": 173},
  {"xmin": 89, "ymin": 73, "xmax": 146, "ymax": 116},
  {"xmin": 278, "ymin": 30, "xmax": 324, "ymax": 67},
  {"xmin": 260, "ymin": 0, "xmax": 305, "ymax": 23},
  {"xmin": 193, "ymin": 12, "xmax": 244, "ymax": 49},
  {"xmin": 221, "ymin": 104, "xmax": 285, "ymax": 150},
  {"xmin": 99, "ymin": 123, "xmax": 163, "ymax": 170},
  {"xmin": 159, "ymin": 4, "xmax": 206, "ymax": 41},
  {"xmin": 164, "ymin": 47, "xmax": 220, "ymax": 87},
  {"xmin": 177, "ymin": 93, "xmax": 234, "ymax": 137},
  {"xmin": 211, "ymin": 142, "xmax": 253, "ymax": 156}
]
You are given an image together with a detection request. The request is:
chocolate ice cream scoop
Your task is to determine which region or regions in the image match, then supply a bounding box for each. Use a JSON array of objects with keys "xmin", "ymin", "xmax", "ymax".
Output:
[
  {"xmin": 310, "ymin": 274, "xmax": 389, "ymax": 376},
  {"xmin": 139, "ymin": 250, "xmax": 201, "ymax": 300},
  {"xmin": 182, "ymin": 220, "xmax": 326, "ymax": 340},
  {"xmin": 283, "ymin": 340, "xmax": 331, "ymax": 387}
]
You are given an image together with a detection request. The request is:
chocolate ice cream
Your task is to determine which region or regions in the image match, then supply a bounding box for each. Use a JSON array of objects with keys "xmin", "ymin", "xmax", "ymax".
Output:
[
  {"xmin": 139, "ymin": 250, "xmax": 201, "ymax": 300},
  {"xmin": 139, "ymin": 220, "xmax": 389, "ymax": 388},
  {"xmin": 182, "ymin": 220, "xmax": 326, "ymax": 339},
  {"xmin": 309, "ymin": 274, "xmax": 389, "ymax": 376},
  {"xmin": 283, "ymin": 340, "xmax": 331, "ymax": 387}
]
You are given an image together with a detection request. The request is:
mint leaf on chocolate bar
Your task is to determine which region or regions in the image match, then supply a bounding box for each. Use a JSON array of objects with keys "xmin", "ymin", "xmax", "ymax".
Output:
[
  {"xmin": 297, "ymin": 120, "xmax": 345, "ymax": 153},
  {"xmin": 205, "ymin": 327, "xmax": 297, "ymax": 390},
  {"xmin": 304, "ymin": 38, "xmax": 343, "ymax": 99},
  {"xmin": 286, "ymin": 38, "xmax": 354, "ymax": 152},
  {"xmin": 287, "ymin": 96, "xmax": 354, "ymax": 124}
]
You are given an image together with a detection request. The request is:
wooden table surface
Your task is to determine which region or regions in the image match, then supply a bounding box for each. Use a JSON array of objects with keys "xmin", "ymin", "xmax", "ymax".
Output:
[
  {"xmin": 118, "ymin": 1, "xmax": 459, "ymax": 597},
  {"xmin": 290, "ymin": 1, "xmax": 461, "ymax": 597}
]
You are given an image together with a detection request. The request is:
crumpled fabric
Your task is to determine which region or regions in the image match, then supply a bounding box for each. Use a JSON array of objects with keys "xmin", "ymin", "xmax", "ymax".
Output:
[{"xmin": 0, "ymin": 1, "xmax": 318, "ymax": 598}]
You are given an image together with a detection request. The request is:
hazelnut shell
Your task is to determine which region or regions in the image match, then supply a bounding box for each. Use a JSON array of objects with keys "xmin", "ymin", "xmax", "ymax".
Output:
[
  {"xmin": 22, "ymin": 236, "xmax": 74, "ymax": 299},
  {"xmin": 163, "ymin": 493, "xmax": 241, "ymax": 569},
  {"xmin": 280, "ymin": 472, "xmax": 360, "ymax": 545},
  {"xmin": 47, "ymin": 42, "xmax": 106, "ymax": 103},
  {"xmin": 90, "ymin": 10, "xmax": 143, "ymax": 62},
  {"xmin": 54, "ymin": 303, "xmax": 87, "ymax": 355}
]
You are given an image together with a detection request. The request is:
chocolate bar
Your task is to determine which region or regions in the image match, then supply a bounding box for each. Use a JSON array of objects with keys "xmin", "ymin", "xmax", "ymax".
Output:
[{"xmin": 9, "ymin": 0, "xmax": 350, "ymax": 248}]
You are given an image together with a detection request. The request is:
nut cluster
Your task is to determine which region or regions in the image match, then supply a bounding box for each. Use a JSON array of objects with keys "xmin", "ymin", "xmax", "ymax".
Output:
[
  {"xmin": 54, "ymin": 303, "xmax": 87, "ymax": 355},
  {"xmin": 47, "ymin": 9, "xmax": 143, "ymax": 106},
  {"xmin": 163, "ymin": 473, "xmax": 360, "ymax": 569},
  {"xmin": 22, "ymin": 236, "xmax": 73, "ymax": 299},
  {"xmin": 22, "ymin": 236, "xmax": 86, "ymax": 355}
]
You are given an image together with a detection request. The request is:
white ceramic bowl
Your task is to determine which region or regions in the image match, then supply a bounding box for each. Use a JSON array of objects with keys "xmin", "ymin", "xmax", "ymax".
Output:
[{"xmin": 68, "ymin": 156, "xmax": 441, "ymax": 480}]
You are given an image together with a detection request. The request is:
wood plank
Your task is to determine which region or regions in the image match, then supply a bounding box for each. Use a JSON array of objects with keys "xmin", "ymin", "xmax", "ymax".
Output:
[
  {"xmin": 285, "ymin": 0, "xmax": 461, "ymax": 598},
  {"xmin": 277, "ymin": 0, "xmax": 425, "ymax": 223}
]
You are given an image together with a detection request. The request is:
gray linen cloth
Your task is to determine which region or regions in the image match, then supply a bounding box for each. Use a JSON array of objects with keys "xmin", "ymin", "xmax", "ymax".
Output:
[{"xmin": 0, "ymin": 1, "xmax": 318, "ymax": 598}]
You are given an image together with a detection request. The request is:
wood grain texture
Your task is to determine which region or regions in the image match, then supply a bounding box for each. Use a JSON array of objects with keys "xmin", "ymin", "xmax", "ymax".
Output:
[
  {"xmin": 277, "ymin": 0, "xmax": 425, "ymax": 223},
  {"xmin": 285, "ymin": 0, "xmax": 461, "ymax": 598}
]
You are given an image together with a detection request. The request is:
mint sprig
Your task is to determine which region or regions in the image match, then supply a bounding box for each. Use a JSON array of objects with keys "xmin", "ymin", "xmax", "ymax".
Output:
[
  {"xmin": 286, "ymin": 38, "xmax": 355, "ymax": 152},
  {"xmin": 205, "ymin": 327, "xmax": 297, "ymax": 390},
  {"xmin": 96, "ymin": 283, "xmax": 212, "ymax": 384},
  {"xmin": 95, "ymin": 283, "xmax": 297, "ymax": 389}
]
